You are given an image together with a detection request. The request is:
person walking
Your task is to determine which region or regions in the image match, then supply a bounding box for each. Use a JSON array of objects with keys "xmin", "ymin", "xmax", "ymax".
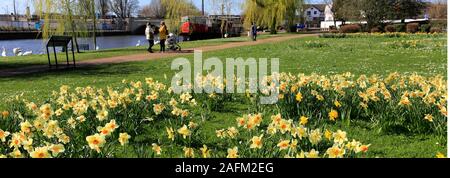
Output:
[
  {"xmin": 159, "ymin": 21, "xmax": 168, "ymax": 53},
  {"xmin": 145, "ymin": 23, "xmax": 155, "ymax": 53},
  {"xmin": 251, "ymin": 22, "xmax": 257, "ymax": 41}
]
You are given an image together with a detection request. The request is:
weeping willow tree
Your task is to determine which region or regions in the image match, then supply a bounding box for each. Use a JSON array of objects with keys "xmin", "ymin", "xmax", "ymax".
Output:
[
  {"xmin": 161, "ymin": 0, "xmax": 202, "ymax": 34},
  {"xmin": 78, "ymin": 0, "xmax": 97, "ymax": 51},
  {"xmin": 243, "ymin": 0, "xmax": 303, "ymax": 34},
  {"xmin": 34, "ymin": 0, "xmax": 97, "ymax": 53}
]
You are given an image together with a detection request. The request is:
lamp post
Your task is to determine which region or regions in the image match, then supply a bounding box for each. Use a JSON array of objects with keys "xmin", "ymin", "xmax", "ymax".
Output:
[{"xmin": 202, "ymin": 0, "xmax": 205, "ymax": 16}]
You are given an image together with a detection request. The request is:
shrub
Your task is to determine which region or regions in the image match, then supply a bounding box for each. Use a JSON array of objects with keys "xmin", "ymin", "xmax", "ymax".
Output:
[
  {"xmin": 430, "ymin": 20, "xmax": 447, "ymax": 30},
  {"xmin": 430, "ymin": 27, "xmax": 443, "ymax": 33},
  {"xmin": 406, "ymin": 23, "xmax": 419, "ymax": 33},
  {"xmin": 384, "ymin": 25, "xmax": 396, "ymax": 33},
  {"xmin": 370, "ymin": 27, "xmax": 382, "ymax": 33},
  {"xmin": 319, "ymin": 33, "xmax": 347, "ymax": 38},
  {"xmin": 420, "ymin": 24, "xmax": 431, "ymax": 33},
  {"xmin": 339, "ymin": 24, "xmax": 361, "ymax": 33},
  {"xmin": 394, "ymin": 24, "xmax": 406, "ymax": 32}
]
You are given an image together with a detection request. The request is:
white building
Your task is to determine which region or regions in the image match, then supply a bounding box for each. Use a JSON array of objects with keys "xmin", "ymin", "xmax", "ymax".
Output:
[
  {"xmin": 320, "ymin": 3, "xmax": 343, "ymax": 31},
  {"xmin": 303, "ymin": 4, "xmax": 326, "ymax": 29}
]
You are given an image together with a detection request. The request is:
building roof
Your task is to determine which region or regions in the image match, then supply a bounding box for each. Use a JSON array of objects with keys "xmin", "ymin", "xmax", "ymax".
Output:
[{"xmin": 304, "ymin": 4, "xmax": 327, "ymax": 12}]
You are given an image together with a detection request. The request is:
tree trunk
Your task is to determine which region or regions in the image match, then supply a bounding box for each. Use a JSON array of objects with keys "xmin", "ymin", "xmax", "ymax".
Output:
[
  {"xmin": 92, "ymin": 1, "xmax": 97, "ymax": 51},
  {"xmin": 66, "ymin": 0, "xmax": 80, "ymax": 53},
  {"xmin": 271, "ymin": 17, "xmax": 277, "ymax": 34}
]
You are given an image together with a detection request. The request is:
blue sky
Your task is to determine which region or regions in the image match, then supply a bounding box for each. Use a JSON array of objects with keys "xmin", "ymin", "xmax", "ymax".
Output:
[
  {"xmin": 1, "ymin": 0, "xmax": 323, "ymax": 15},
  {"xmin": 4, "ymin": 0, "xmax": 434, "ymax": 15},
  {"xmin": 0, "ymin": 0, "xmax": 248, "ymax": 14}
]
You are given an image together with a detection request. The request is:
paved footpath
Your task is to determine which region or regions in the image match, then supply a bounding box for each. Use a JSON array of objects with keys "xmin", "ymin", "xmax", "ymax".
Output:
[{"xmin": 0, "ymin": 34, "xmax": 317, "ymax": 77}]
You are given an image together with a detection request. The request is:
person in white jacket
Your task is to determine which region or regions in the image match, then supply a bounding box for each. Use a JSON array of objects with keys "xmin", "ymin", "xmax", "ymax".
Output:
[{"xmin": 145, "ymin": 23, "xmax": 155, "ymax": 53}]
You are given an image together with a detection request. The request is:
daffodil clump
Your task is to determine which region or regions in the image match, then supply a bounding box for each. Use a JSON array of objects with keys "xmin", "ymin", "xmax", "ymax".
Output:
[
  {"xmin": 215, "ymin": 113, "xmax": 370, "ymax": 158},
  {"xmin": 0, "ymin": 72, "xmax": 447, "ymax": 158},
  {"xmin": 273, "ymin": 72, "xmax": 447, "ymax": 136}
]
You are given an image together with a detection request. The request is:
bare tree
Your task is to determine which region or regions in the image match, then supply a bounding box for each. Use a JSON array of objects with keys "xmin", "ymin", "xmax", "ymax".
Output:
[
  {"xmin": 139, "ymin": 0, "xmax": 166, "ymax": 18},
  {"xmin": 96, "ymin": 0, "xmax": 110, "ymax": 18},
  {"xmin": 428, "ymin": 0, "xmax": 447, "ymax": 19},
  {"xmin": 109, "ymin": 0, "xmax": 140, "ymax": 19}
]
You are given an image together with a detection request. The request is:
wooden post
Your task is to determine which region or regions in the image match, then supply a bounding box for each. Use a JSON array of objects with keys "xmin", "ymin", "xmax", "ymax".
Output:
[
  {"xmin": 66, "ymin": 47, "xmax": 69, "ymax": 65},
  {"xmin": 72, "ymin": 40, "xmax": 75, "ymax": 67},
  {"xmin": 53, "ymin": 45, "xmax": 58, "ymax": 68},
  {"xmin": 46, "ymin": 46, "xmax": 51, "ymax": 68}
]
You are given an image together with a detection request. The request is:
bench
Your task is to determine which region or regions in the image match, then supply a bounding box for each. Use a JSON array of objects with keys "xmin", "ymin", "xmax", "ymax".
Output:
[{"xmin": 46, "ymin": 36, "xmax": 76, "ymax": 68}]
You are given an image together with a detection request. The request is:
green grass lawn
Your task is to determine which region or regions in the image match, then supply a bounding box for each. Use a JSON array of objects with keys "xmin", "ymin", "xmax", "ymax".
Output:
[
  {"xmin": 0, "ymin": 33, "xmax": 447, "ymax": 157},
  {"xmin": 0, "ymin": 33, "xmax": 285, "ymax": 70}
]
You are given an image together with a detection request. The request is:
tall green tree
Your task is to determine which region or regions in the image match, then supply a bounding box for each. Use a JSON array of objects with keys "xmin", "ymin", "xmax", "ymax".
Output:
[
  {"xmin": 243, "ymin": 0, "xmax": 303, "ymax": 34},
  {"xmin": 390, "ymin": 0, "xmax": 426, "ymax": 23},
  {"xmin": 34, "ymin": 0, "xmax": 99, "ymax": 53},
  {"xmin": 161, "ymin": 0, "xmax": 202, "ymax": 34}
]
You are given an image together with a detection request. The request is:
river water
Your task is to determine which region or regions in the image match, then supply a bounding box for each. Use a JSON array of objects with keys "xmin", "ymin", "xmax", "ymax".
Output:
[{"xmin": 0, "ymin": 35, "xmax": 150, "ymax": 56}]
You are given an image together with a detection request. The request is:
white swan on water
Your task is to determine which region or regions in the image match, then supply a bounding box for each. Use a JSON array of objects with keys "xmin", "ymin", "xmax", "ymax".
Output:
[
  {"xmin": 136, "ymin": 40, "xmax": 141, "ymax": 47},
  {"xmin": 13, "ymin": 48, "xmax": 22, "ymax": 56},
  {"xmin": 1, "ymin": 47, "xmax": 6, "ymax": 57},
  {"xmin": 22, "ymin": 51, "xmax": 33, "ymax": 56}
]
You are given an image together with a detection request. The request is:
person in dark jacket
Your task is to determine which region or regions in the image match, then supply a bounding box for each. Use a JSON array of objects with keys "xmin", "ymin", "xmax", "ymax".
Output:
[
  {"xmin": 145, "ymin": 23, "xmax": 155, "ymax": 53},
  {"xmin": 251, "ymin": 22, "xmax": 257, "ymax": 41}
]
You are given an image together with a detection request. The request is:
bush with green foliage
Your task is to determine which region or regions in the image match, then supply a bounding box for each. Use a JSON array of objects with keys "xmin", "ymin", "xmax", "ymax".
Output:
[
  {"xmin": 420, "ymin": 24, "xmax": 431, "ymax": 33},
  {"xmin": 394, "ymin": 24, "xmax": 406, "ymax": 32}
]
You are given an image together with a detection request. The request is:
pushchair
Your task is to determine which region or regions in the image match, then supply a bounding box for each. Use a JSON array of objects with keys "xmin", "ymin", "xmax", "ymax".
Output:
[{"xmin": 166, "ymin": 33, "xmax": 181, "ymax": 51}]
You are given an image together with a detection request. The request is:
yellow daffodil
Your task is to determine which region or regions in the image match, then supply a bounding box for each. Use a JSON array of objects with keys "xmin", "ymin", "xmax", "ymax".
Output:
[
  {"xmin": 295, "ymin": 92, "xmax": 303, "ymax": 102},
  {"xmin": 86, "ymin": 134, "xmax": 106, "ymax": 153},
  {"xmin": 153, "ymin": 103, "xmax": 165, "ymax": 115},
  {"xmin": 96, "ymin": 109, "xmax": 108, "ymax": 121},
  {"xmin": 305, "ymin": 149, "xmax": 319, "ymax": 158},
  {"xmin": 328, "ymin": 109, "xmax": 339, "ymax": 121},
  {"xmin": 119, "ymin": 133, "xmax": 131, "ymax": 146},
  {"xmin": 200, "ymin": 145, "xmax": 211, "ymax": 158},
  {"xmin": 152, "ymin": 143, "xmax": 162, "ymax": 155},
  {"xmin": 9, "ymin": 149, "xmax": 23, "ymax": 158},
  {"xmin": 424, "ymin": 114, "xmax": 433, "ymax": 122},
  {"xmin": 309, "ymin": 129, "xmax": 322, "ymax": 145},
  {"xmin": 227, "ymin": 147, "xmax": 239, "ymax": 158},
  {"xmin": 296, "ymin": 151, "xmax": 305, "ymax": 158},
  {"xmin": 0, "ymin": 129, "xmax": 10, "ymax": 142},
  {"xmin": 188, "ymin": 122, "xmax": 198, "ymax": 129},
  {"xmin": 166, "ymin": 127, "xmax": 175, "ymax": 141},
  {"xmin": 299, "ymin": 116, "xmax": 308, "ymax": 126},
  {"xmin": 250, "ymin": 134, "xmax": 263, "ymax": 149},
  {"xmin": 436, "ymin": 152, "xmax": 446, "ymax": 158},
  {"xmin": 326, "ymin": 145, "xmax": 346, "ymax": 158},
  {"xmin": 279, "ymin": 119, "xmax": 292, "ymax": 134},
  {"xmin": 333, "ymin": 130, "xmax": 348, "ymax": 145},
  {"xmin": 346, "ymin": 139, "xmax": 361, "ymax": 152},
  {"xmin": 177, "ymin": 125, "xmax": 191, "ymax": 139},
  {"xmin": 20, "ymin": 120, "xmax": 32, "ymax": 133},
  {"xmin": 49, "ymin": 144, "xmax": 65, "ymax": 157},
  {"xmin": 277, "ymin": 140, "xmax": 290, "ymax": 151},
  {"xmin": 324, "ymin": 129, "xmax": 333, "ymax": 141},
  {"xmin": 356, "ymin": 144, "xmax": 371, "ymax": 153},
  {"xmin": 30, "ymin": 146, "xmax": 52, "ymax": 158},
  {"xmin": 237, "ymin": 117, "xmax": 246, "ymax": 127},
  {"xmin": 9, "ymin": 133, "xmax": 22, "ymax": 148},
  {"xmin": 183, "ymin": 147, "xmax": 195, "ymax": 158}
]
